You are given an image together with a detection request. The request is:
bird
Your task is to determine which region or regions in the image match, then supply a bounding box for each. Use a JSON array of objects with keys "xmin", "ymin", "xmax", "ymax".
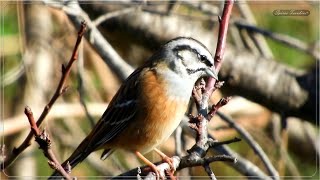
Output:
[{"xmin": 51, "ymin": 37, "xmax": 218, "ymax": 178}]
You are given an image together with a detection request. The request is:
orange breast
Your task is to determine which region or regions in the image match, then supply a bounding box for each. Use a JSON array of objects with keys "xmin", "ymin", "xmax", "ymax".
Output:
[{"xmin": 112, "ymin": 70, "xmax": 189, "ymax": 153}]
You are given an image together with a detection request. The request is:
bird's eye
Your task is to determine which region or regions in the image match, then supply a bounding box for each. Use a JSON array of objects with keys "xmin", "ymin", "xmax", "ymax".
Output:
[
  {"xmin": 197, "ymin": 54, "xmax": 205, "ymax": 61},
  {"xmin": 198, "ymin": 54, "xmax": 212, "ymax": 66},
  {"xmin": 200, "ymin": 55, "xmax": 207, "ymax": 62}
]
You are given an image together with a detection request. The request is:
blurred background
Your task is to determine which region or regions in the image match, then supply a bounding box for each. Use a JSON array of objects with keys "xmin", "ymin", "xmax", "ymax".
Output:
[{"xmin": 1, "ymin": 1, "xmax": 319, "ymax": 179}]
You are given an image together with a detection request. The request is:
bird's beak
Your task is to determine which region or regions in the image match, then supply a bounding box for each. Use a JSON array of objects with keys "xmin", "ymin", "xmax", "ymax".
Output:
[{"xmin": 205, "ymin": 67, "xmax": 218, "ymax": 80}]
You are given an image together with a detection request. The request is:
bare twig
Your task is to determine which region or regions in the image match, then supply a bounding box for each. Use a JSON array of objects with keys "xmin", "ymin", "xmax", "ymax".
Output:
[
  {"xmin": 203, "ymin": 0, "xmax": 234, "ymax": 101},
  {"xmin": 1, "ymin": 21, "xmax": 87, "ymax": 170},
  {"xmin": 216, "ymin": 111, "xmax": 279, "ymax": 179},
  {"xmin": 181, "ymin": 1, "xmax": 220, "ymax": 17},
  {"xmin": 24, "ymin": 107, "xmax": 72, "ymax": 179},
  {"xmin": 92, "ymin": 7, "xmax": 137, "ymax": 27},
  {"xmin": 214, "ymin": 144, "xmax": 272, "ymax": 180},
  {"xmin": 180, "ymin": 118, "xmax": 271, "ymax": 179},
  {"xmin": 77, "ymin": 40, "xmax": 95, "ymax": 127},
  {"xmin": 44, "ymin": 0, "xmax": 134, "ymax": 81},
  {"xmin": 235, "ymin": 21, "xmax": 320, "ymax": 60},
  {"xmin": 236, "ymin": 3, "xmax": 274, "ymax": 59}
]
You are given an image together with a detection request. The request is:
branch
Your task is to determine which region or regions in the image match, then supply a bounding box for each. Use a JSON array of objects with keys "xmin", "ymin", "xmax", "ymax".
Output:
[
  {"xmin": 24, "ymin": 107, "xmax": 72, "ymax": 179},
  {"xmin": 180, "ymin": 118, "xmax": 271, "ymax": 179},
  {"xmin": 1, "ymin": 21, "xmax": 86, "ymax": 170},
  {"xmin": 216, "ymin": 111, "xmax": 279, "ymax": 179},
  {"xmin": 92, "ymin": 7, "xmax": 137, "ymax": 27},
  {"xmin": 220, "ymin": 52, "xmax": 318, "ymax": 121},
  {"xmin": 234, "ymin": 21, "xmax": 320, "ymax": 60},
  {"xmin": 43, "ymin": 0, "xmax": 134, "ymax": 81},
  {"xmin": 114, "ymin": 139, "xmax": 238, "ymax": 179}
]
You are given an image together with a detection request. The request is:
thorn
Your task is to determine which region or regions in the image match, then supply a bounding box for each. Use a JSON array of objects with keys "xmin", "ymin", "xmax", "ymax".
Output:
[{"xmin": 218, "ymin": 15, "xmax": 222, "ymax": 22}]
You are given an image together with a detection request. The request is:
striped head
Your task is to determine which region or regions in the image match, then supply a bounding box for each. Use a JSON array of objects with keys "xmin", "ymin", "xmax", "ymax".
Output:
[{"xmin": 159, "ymin": 37, "xmax": 218, "ymax": 83}]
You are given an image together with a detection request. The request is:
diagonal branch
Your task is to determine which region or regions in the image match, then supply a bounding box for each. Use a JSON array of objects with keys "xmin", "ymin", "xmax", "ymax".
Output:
[
  {"xmin": 216, "ymin": 111, "xmax": 279, "ymax": 179},
  {"xmin": 24, "ymin": 107, "xmax": 72, "ymax": 179},
  {"xmin": 1, "ymin": 21, "xmax": 87, "ymax": 170}
]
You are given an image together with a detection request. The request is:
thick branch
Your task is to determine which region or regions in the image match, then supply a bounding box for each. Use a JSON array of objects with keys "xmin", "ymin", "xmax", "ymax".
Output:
[{"xmin": 220, "ymin": 51, "xmax": 318, "ymax": 121}]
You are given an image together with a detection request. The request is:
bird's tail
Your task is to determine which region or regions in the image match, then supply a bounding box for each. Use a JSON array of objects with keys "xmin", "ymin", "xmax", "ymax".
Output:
[{"xmin": 49, "ymin": 137, "xmax": 92, "ymax": 178}]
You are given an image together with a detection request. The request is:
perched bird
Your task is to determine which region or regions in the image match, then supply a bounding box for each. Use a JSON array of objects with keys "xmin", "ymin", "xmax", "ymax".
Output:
[{"xmin": 51, "ymin": 37, "xmax": 218, "ymax": 178}]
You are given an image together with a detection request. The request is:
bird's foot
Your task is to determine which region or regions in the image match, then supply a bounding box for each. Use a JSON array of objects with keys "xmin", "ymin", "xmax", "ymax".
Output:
[
  {"xmin": 162, "ymin": 155, "xmax": 175, "ymax": 172},
  {"xmin": 154, "ymin": 148, "xmax": 175, "ymax": 172},
  {"xmin": 165, "ymin": 168, "xmax": 177, "ymax": 180},
  {"xmin": 148, "ymin": 163, "xmax": 162, "ymax": 180}
]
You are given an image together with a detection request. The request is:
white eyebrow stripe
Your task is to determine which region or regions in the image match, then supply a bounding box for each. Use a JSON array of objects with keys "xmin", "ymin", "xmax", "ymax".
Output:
[{"xmin": 114, "ymin": 100, "xmax": 136, "ymax": 108}]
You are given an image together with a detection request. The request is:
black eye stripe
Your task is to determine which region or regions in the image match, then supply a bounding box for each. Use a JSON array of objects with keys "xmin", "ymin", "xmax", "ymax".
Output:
[{"xmin": 173, "ymin": 45, "xmax": 213, "ymax": 67}]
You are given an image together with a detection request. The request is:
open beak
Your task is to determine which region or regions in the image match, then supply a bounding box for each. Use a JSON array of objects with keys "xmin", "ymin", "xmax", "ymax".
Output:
[{"xmin": 205, "ymin": 67, "xmax": 218, "ymax": 80}]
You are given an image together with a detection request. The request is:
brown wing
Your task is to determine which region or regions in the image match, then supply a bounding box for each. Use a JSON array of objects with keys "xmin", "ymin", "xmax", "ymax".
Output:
[{"xmin": 83, "ymin": 67, "xmax": 146, "ymax": 152}]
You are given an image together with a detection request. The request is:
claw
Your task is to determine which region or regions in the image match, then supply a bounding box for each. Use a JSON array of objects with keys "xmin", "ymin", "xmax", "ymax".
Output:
[
  {"xmin": 135, "ymin": 151, "xmax": 164, "ymax": 180},
  {"xmin": 154, "ymin": 148, "xmax": 176, "ymax": 173},
  {"xmin": 162, "ymin": 155, "xmax": 175, "ymax": 172}
]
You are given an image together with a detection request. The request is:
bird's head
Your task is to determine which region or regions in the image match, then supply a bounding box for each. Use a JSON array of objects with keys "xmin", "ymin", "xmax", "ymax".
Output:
[{"xmin": 158, "ymin": 37, "xmax": 218, "ymax": 82}]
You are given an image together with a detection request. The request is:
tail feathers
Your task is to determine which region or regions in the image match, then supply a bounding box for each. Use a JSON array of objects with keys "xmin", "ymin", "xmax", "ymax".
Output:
[{"xmin": 49, "ymin": 149, "xmax": 90, "ymax": 178}]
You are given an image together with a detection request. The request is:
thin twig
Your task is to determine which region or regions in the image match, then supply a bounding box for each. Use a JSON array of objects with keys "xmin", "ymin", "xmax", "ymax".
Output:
[
  {"xmin": 204, "ymin": 0, "xmax": 234, "ymax": 99},
  {"xmin": 58, "ymin": 0, "xmax": 134, "ymax": 80},
  {"xmin": 180, "ymin": 117, "xmax": 270, "ymax": 179},
  {"xmin": 1, "ymin": 21, "xmax": 87, "ymax": 170},
  {"xmin": 213, "ymin": 144, "xmax": 272, "ymax": 180},
  {"xmin": 77, "ymin": 40, "xmax": 95, "ymax": 127},
  {"xmin": 236, "ymin": 3, "xmax": 274, "ymax": 59},
  {"xmin": 235, "ymin": 21, "xmax": 319, "ymax": 60},
  {"xmin": 92, "ymin": 7, "xmax": 137, "ymax": 27},
  {"xmin": 24, "ymin": 107, "xmax": 72, "ymax": 179},
  {"xmin": 181, "ymin": 1, "xmax": 220, "ymax": 17},
  {"xmin": 216, "ymin": 111, "xmax": 279, "ymax": 179}
]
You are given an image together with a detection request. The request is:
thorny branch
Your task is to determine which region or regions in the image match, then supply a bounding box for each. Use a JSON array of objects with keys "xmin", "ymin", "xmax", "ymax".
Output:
[
  {"xmin": 24, "ymin": 107, "xmax": 72, "ymax": 179},
  {"xmin": 1, "ymin": 21, "xmax": 87, "ymax": 170}
]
